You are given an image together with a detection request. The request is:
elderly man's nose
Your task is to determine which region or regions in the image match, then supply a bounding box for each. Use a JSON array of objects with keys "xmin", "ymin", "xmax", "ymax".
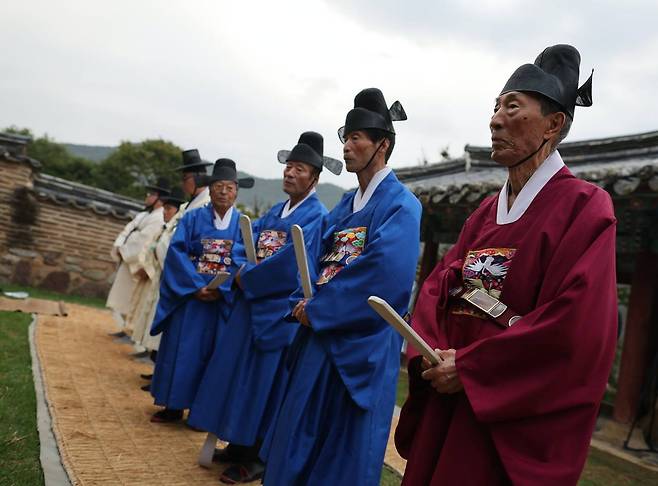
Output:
[{"xmin": 490, "ymin": 113, "xmax": 503, "ymax": 132}]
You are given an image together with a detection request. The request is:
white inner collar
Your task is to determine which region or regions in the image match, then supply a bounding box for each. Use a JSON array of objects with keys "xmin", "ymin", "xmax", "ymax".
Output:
[
  {"xmin": 496, "ymin": 150, "xmax": 565, "ymax": 225},
  {"xmin": 213, "ymin": 205, "xmax": 234, "ymax": 230},
  {"xmin": 352, "ymin": 167, "xmax": 392, "ymax": 213},
  {"xmin": 281, "ymin": 188, "xmax": 316, "ymax": 219}
]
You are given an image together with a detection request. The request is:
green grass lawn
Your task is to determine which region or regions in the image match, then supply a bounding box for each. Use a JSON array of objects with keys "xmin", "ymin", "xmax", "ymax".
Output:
[
  {"xmin": 0, "ymin": 311, "xmax": 44, "ymax": 486},
  {"xmin": 579, "ymin": 448, "xmax": 658, "ymax": 485},
  {"xmin": 396, "ymin": 368, "xmax": 409, "ymax": 408},
  {"xmin": 1, "ymin": 283, "xmax": 106, "ymax": 308},
  {"xmin": 380, "ymin": 464, "xmax": 403, "ymax": 485}
]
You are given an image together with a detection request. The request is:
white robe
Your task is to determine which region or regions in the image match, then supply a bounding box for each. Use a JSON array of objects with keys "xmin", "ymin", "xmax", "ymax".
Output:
[
  {"xmin": 129, "ymin": 188, "xmax": 212, "ymax": 350},
  {"xmin": 106, "ymin": 207, "xmax": 164, "ymax": 327},
  {"xmin": 127, "ymin": 221, "xmax": 172, "ymax": 351}
]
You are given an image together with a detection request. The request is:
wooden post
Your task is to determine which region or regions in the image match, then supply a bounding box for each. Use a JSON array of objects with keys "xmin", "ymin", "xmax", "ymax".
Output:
[
  {"xmin": 613, "ymin": 252, "xmax": 658, "ymax": 423},
  {"xmin": 417, "ymin": 238, "xmax": 438, "ymax": 292}
]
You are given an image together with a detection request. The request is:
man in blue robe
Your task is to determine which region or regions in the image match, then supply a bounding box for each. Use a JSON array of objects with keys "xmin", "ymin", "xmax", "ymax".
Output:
[
  {"xmin": 261, "ymin": 88, "xmax": 422, "ymax": 486},
  {"xmin": 149, "ymin": 159, "xmax": 254, "ymax": 423},
  {"xmin": 187, "ymin": 132, "xmax": 343, "ymax": 484}
]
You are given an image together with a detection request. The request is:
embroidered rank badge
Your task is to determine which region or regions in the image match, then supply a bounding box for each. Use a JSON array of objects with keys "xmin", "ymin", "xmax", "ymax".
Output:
[
  {"xmin": 197, "ymin": 238, "xmax": 233, "ymax": 275},
  {"xmin": 256, "ymin": 230, "xmax": 287, "ymax": 260},
  {"xmin": 452, "ymin": 247, "xmax": 517, "ymax": 318},
  {"xmin": 316, "ymin": 227, "xmax": 367, "ymax": 285}
]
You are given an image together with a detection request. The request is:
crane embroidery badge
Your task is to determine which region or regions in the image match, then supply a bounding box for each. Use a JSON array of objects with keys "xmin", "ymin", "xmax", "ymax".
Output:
[
  {"xmin": 453, "ymin": 247, "xmax": 517, "ymax": 318},
  {"xmin": 316, "ymin": 227, "xmax": 367, "ymax": 285},
  {"xmin": 256, "ymin": 230, "xmax": 287, "ymax": 260},
  {"xmin": 197, "ymin": 238, "xmax": 233, "ymax": 275}
]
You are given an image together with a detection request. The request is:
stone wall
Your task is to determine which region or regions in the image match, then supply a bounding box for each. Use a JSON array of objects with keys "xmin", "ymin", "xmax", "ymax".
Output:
[{"xmin": 0, "ymin": 158, "xmax": 135, "ymax": 298}]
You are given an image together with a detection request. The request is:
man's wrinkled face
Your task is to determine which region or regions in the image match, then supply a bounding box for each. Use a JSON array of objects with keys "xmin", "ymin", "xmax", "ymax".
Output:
[
  {"xmin": 342, "ymin": 130, "xmax": 382, "ymax": 173},
  {"xmin": 144, "ymin": 191, "xmax": 159, "ymax": 207},
  {"xmin": 489, "ymin": 91, "xmax": 548, "ymax": 167},
  {"xmin": 209, "ymin": 180, "xmax": 238, "ymax": 213},
  {"xmin": 181, "ymin": 173, "xmax": 197, "ymax": 196},
  {"xmin": 283, "ymin": 161, "xmax": 317, "ymax": 199},
  {"xmin": 163, "ymin": 203, "xmax": 179, "ymax": 222}
]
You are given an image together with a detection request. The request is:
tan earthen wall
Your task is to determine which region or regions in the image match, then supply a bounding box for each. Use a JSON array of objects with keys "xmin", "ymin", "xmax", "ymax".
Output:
[{"xmin": 0, "ymin": 159, "xmax": 130, "ymax": 297}]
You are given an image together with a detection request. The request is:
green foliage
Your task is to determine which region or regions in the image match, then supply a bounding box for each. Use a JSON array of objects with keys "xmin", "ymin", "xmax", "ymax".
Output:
[
  {"xmin": 3, "ymin": 126, "xmax": 184, "ymax": 201},
  {"xmin": 4, "ymin": 126, "xmax": 97, "ymax": 185},
  {"xmin": 94, "ymin": 139, "xmax": 182, "ymax": 199},
  {"xmin": 0, "ymin": 312, "xmax": 44, "ymax": 486},
  {"xmin": 3, "ymin": 125, "xmax": 32, "ymax": 137},
  {"xmin": 3, "ymin": 125, "xmax": 347, "ymax": 209}
]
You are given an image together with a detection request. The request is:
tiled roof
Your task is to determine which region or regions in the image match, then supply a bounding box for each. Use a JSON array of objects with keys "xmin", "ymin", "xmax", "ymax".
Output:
[
  {"xmin": 396, "ymin": 130, "xmax": 658, "ymax": 205},
  {"xmin": 34, "ymin": 174, "xmax": 142, "ymax": 220},
  {"xmin": 0, "ymin": 132, "xmax": 41, "ymax": 169}
]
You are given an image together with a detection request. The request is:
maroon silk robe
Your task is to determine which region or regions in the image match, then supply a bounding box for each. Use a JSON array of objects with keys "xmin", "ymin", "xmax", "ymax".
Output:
[{"xmin": 396, "ymin": 166, "xmax": 618, "ymax": 485}]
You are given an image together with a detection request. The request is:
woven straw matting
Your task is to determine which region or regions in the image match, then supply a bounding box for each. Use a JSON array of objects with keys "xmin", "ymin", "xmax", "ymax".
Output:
[{"xmin": 35, "ymin": 304, "xmax": 262, "ymax": 485}]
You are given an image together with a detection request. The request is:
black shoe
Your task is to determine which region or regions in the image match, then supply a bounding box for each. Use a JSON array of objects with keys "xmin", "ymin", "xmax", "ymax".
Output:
[
  {"xmin": 213, "ymin": 443, "xmax": 250, "ymax": 463},
  {"xmin": 150, "ymin": 408, "xmax": 183, "ymax": 423},
  {"xmin": 141, "ymin": 384, "xmax": 151, "ymax": 392},
  {"xmin": 108, "ymin": 331, "xmax": 127, "ymax": 337},
  {"xmin": 219, "ymin": 461, "xmax": 265, "ymax": 484},
  {"xmin": 131, "ymin": 350, "xmax": 149, "ymax": 359},
  {"xmin": 140, "ymin": 373, "xmax": 153, "ymax": 380}
]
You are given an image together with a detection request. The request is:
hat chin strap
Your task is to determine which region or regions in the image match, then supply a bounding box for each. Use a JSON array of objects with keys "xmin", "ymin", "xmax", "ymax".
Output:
[
  {"xmin": 302, "ymin": 175, "xmax": 319, "ymax": 198},
  {"xmin": 357, "ymin": 139, "xmax": 387, "ymax": 173},
  {"xmin": 509, "ymin": 138, "xmax": 549, "ymax": 169}
]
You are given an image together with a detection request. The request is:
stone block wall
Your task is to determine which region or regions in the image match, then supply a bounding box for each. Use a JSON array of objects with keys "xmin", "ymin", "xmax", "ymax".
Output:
[{"xmin": 0, "ymin": 158, "xmax": 133, "ymax": 298}]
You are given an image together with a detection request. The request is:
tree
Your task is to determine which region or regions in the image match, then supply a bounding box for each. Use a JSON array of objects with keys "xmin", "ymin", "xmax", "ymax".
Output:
[
  {"xmin": 3, "ymin": 126, "xmax": 97, "ymax": 185},
  {"xmin": 93, "ymin": 139, "xmax": 182, "ymax": 199},
  {"xmin": 2, "ymin": 126, "xmax": 185, "ymax": 200}
]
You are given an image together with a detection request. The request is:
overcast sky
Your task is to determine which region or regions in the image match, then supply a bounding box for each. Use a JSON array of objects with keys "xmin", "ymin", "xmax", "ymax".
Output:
[{"xmin": 2, "ymin": 0, "xmax": 657, "ymax": 188}]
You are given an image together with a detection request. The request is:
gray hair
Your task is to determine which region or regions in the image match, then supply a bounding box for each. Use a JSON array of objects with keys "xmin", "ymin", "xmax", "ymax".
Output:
[{"xmin": 536, "ymin": 95, "xmax": 572, "ymax": 151}]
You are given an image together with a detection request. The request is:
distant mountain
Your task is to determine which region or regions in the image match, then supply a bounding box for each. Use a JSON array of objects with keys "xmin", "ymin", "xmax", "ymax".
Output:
[
  {"xmin": 63, "ymin": 143, "xmax": 347, "ymax": 210},
  {"xmin": 236, "ymin": 171, "xmax": 346, "ymax": 211},
  {"xmin": 64, "ymin": 143, "xmax": 115, "ymax": 162}
]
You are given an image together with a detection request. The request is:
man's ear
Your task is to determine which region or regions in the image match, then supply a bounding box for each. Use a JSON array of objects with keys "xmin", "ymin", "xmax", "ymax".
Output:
[
  {"xmin": 379, "ymin": 138, "xmax": 391, "ymax": 154},
  {"xmin": 545, "ymin": 112, "xmax": 566, "ymax": 139}
]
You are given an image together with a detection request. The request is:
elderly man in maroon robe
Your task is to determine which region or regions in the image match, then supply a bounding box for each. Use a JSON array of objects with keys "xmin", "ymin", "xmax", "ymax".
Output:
[{"xmin": 395, "ymin": 45, "xmax": 618, "ymax": 485}]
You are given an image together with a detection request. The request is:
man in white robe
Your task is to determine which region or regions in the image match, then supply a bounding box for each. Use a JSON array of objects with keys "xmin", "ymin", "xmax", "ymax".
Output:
[
  {"xmin": 127, "ymin": 187, "xmax": 186, "ymax": 354},
  {"xmin": 106, "ymin": 178, "xmax": 170, "ymax": 334}
]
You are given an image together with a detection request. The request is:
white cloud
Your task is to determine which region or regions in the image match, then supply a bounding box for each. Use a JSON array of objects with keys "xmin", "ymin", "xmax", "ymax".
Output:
[{"xmin": 1, "ymin": 0, "xmax": 657, "ymax": 188}]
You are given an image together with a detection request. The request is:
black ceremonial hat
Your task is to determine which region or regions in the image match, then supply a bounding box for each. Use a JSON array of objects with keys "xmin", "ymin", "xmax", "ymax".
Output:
[
  {"xmin": 277, "ymin": 131, "xmax": 343, "ymax": 175},
  {"xmin": 161, "ymin": 186, "xmax": 186, "ymax": 207},
  {"xmin": 338, "ymin": 88, "xmax": 407, "ymax": 143},
  {"xmin": 144, "ymin": 176, "xmax": 172, "ymax": 196},
  {"xmin": 207, "ymin": 158, "xmax": 255, "ymax": 188},
  {"xmin": 500, "ymin": 44, "xmax": 593, "ymax": 119},
  {"xmin": 174, "ymin": 149, "xmax": 213, "ymax": 173}
]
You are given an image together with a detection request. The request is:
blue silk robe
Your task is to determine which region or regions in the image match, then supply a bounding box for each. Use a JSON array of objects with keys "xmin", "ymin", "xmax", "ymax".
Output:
[
  {"xmin": 150, "ymin": 204, "xmax": 242, "ymax": 410},
  {"xmin": 187, "ymin": 193, "xmax": 327, "ymax": 446},
  {"xmin": 261, "ymin": 171, "xmax": 422, "ymax": 485}
]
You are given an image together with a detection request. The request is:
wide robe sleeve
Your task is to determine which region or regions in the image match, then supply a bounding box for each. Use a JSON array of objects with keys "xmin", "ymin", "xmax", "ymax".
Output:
[
  {"xmin": 304, "ymin": 193, "xmax": 422, "ymax": 410},
  {"xmin": 150, "ymin": 210, "xmax": 211, "ymax": 334},
  {"xmin": 120, "ymin": 213, "xmax": 164, "ymax": 274},
  {"xmin": 241, "ymin": 214, "xmax": 325, "ymax": 350},
  {"xmin": 140, "ymin": 235, "xmax": 161, "ymax": 281},
  {"xmin": 111, "ymin": 212, "xmax": 145, "ymax": 261}
]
